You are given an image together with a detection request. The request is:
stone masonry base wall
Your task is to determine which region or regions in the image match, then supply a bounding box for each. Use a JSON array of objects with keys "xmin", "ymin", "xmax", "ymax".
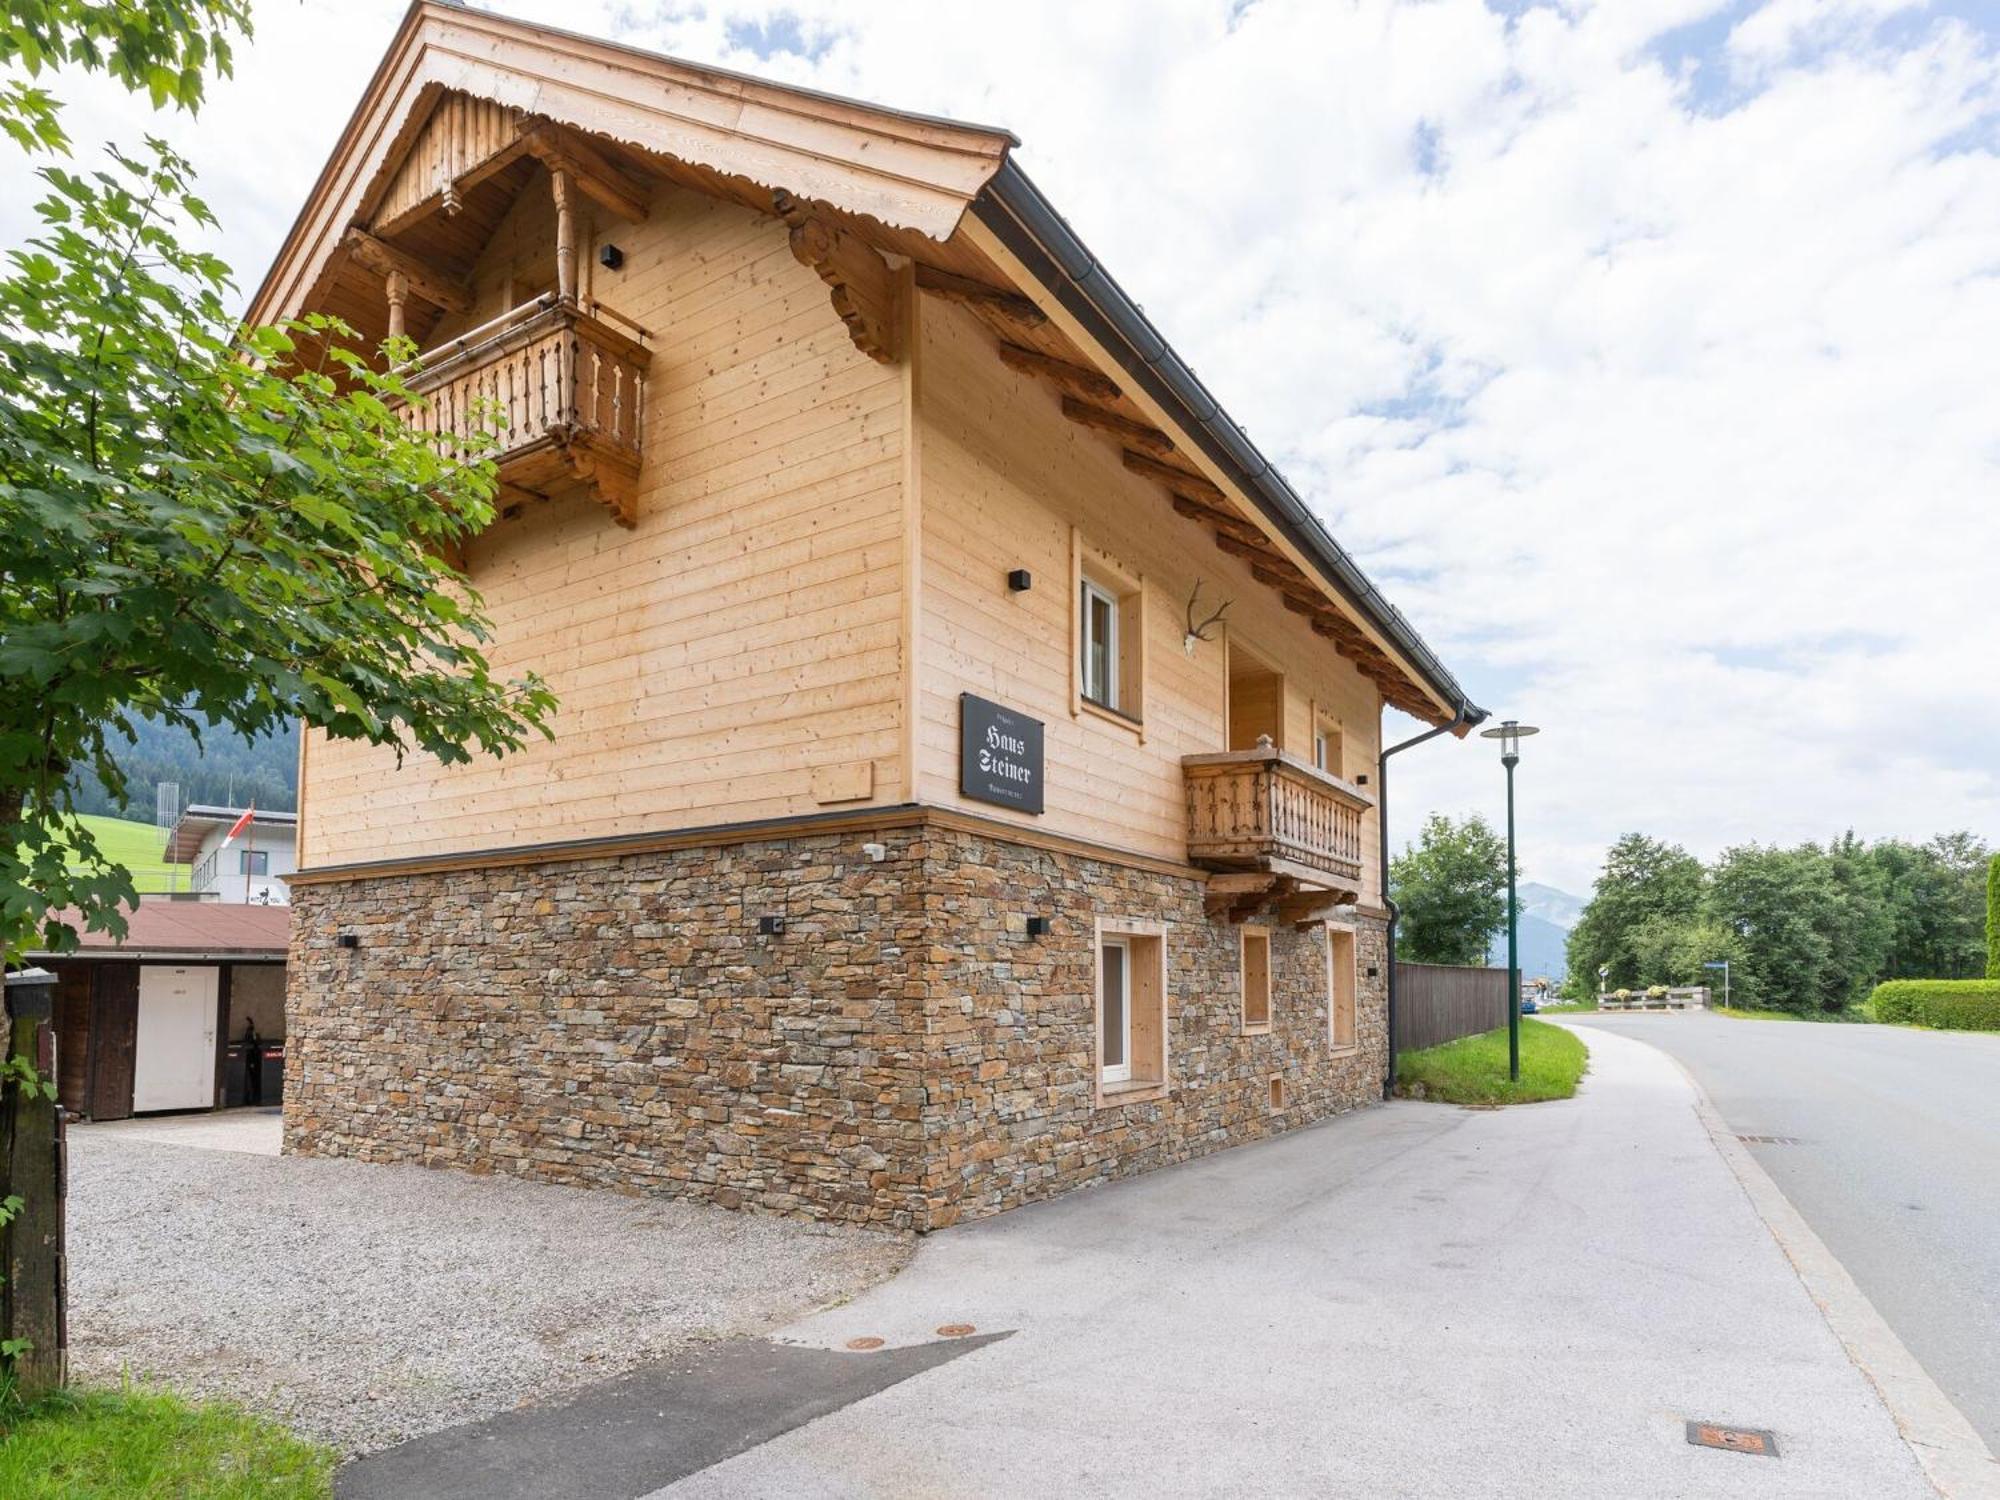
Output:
[
  {"xmin": 285, "ymin": 820, "xmax": 1388, "ymax": 1231},
  {"xmin": 284, "ymin": 829, "xmax": 934, "ymax": 1228},
  {"xmin": 920, "ymin": 826, "xmax": 1387, "ymax": 1226}
]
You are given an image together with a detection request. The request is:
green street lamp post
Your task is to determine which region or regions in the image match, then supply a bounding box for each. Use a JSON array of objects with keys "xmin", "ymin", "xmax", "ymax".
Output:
[{"xmin": 1480, "ymin": 719, "xmax": 1540, "ymax": 1082}]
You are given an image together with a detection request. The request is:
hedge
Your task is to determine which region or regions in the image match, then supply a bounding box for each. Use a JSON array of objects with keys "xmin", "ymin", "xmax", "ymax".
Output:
[
  {"xmin": 1987, "ymin": 853, "xmax": 1999, "ymax": 980},
  {"xmin": 1871, "ymin": 979, "xmax": 2000, "ymax": 1031}
]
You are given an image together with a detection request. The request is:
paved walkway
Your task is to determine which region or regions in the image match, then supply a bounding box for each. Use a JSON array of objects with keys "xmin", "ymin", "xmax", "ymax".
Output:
[
  {"xmin": 72, "ymin": 1104, "xmax": 282, "ymax": 1155},
  {"xmin": 1574, "ymin": 1010, "xmax": 2000, "ymax": 1456},
  {"xmin": 652, "ymin": 1027, "xmax": 1931, "ymax": 1498}
]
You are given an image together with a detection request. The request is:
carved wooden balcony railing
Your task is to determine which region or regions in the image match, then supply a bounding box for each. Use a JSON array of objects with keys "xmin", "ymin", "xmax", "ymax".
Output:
[
  {"xmin": 1183, "ymin": 738, "xmax": 1373, "ymax": 917},
  {"xmin": 399, "ymin": 296, "xmax": 650, "ymax": 528}
]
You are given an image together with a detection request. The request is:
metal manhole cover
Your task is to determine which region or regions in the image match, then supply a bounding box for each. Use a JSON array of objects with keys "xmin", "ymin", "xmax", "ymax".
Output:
[
  {"xmin": 1737, "ymin": 1134, "xmax": 1802, "ymax": 1145},
  {"xmin": 1687, "ymin": 1421, "xmax": 1779, "ymax": 1457}
]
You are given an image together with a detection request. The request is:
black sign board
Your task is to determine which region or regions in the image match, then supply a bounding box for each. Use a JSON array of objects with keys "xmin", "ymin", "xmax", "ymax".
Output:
[{"xmin": 960, "ymin": 694, "xmax": 1045, "ymax": 814}]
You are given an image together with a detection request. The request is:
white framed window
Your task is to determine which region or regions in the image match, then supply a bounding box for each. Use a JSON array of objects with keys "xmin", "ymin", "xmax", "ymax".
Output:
[
  {"xmin": 1072, "ymin": 530, "xmax": 1145, "ymax": 729},
  {"xmin": 1313, "ymin": 716, "xmax": 1343, "ymax": 777},
  {"xmin": 1327, "ymin": 925, "xmax": 1358, "ymax": 1052},
  {"xmin": 1100, "ymin": 935, "xmax": 1132, "ymax": 1084},
  {"xmin": 1081, "ymin": 577, "xmax": 1121, "ymax": 712},
  {"xmin": 1094, "ymin": 919, "xmax": 1168, "ymax": 1100}
]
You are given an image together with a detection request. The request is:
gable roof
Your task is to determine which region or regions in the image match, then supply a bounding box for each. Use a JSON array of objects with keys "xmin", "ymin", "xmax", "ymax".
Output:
[
  {"xmin": 248, "ymin": 0, "xmax": 1482, "ymax": 731},
  {"xmin": 32, "ymin": 901, "xmax": 291, "ymax": 961}
]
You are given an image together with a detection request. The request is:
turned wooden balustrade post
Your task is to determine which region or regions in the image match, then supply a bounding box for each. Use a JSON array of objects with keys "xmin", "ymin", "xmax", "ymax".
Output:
[
  {"xmin": 551, "ymin": 166, "xmax": 576, "ymax": 303},
  {"xmin": 384, "ymin": 269, "xmax": 408, "ymax": 343}
]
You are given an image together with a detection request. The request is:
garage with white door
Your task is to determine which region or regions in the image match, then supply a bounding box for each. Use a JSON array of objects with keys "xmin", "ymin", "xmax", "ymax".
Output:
[{"xmin": 33, "ymin": 903, "xmax": 291, "ymax": 1120}]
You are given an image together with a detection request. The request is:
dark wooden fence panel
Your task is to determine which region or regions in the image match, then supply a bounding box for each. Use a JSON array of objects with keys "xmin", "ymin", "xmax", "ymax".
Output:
[{"xmin": 1395, "ymin": 962, "xmax": 1509, "ymax": 1053}]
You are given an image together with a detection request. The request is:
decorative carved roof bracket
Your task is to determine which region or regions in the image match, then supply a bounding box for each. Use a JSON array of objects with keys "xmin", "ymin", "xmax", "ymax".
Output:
[
  {"xmin": 773, "ymin": 190, "xmax": 900, "ymax": 366},
  {"xmin": 521, "ymin": 120, "xmax": 651, "ymax": 223},
  {"xmin": 341, "ymin": 228, "xmax": 473, "ymax": 314}
]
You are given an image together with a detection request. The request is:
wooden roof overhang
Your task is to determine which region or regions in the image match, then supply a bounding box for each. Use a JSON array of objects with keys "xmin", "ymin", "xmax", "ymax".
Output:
[{"xmin": 247, "ymin": 0, "xmax": 1481, "ymax": 730}]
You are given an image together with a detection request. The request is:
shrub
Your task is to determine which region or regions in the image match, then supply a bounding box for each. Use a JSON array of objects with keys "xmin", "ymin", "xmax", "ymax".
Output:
[
  {"xmin": 1988, "ymin": 854, "xmax": 2000, "ymax": 980},
  {"xmin": 1870, "ymin": 979, "xmax": 2000, "ymax": 1031}
]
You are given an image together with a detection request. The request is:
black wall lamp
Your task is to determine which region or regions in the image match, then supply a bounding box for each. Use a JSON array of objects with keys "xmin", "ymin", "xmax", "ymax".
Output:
[
  {"xmin": 598, "ymin": 243, "xmax": 624, "ymax": 270},
  {"xmin": 1025, "ymin": 915, "xmax": 1050, "ymax": 937},
  {"xmin": 1007, "ymin": 569, "xmax": 1033, "ymax": 593}
]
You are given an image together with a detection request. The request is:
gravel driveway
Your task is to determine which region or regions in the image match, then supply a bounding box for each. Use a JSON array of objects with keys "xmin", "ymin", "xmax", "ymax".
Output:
[{"xmin": 66, "ymin": 1123, "xmax": 910, "ymax": 1455}]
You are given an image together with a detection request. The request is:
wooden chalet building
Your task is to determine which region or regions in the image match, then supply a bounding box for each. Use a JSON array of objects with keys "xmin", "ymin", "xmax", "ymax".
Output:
[{"xmin": 269, "ymin": 3, "xmax": 1486, "ymax": 1229}]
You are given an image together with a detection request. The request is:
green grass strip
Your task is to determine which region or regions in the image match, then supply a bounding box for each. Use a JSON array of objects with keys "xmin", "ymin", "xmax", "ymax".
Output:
[
  {"xmin": 0, "ymin": 1386, "xmax": 333, "ymax": 1500},
  {"xmin": 1396, "ymin": 1018, "xmax": 1588, "ymax": 1106}
]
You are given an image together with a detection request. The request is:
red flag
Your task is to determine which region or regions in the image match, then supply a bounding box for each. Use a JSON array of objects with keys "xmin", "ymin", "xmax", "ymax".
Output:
[{"xmin": 220, "ymin": 804, "xmax": 255, "ymax": 848}]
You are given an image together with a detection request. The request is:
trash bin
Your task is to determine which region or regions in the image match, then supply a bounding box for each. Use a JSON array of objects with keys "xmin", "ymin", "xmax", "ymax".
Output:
[
  {"xmin": 260, "ymin": 1044, "xmax": 285, "ymax": 1105},
  {"xmin": 223, "ymin": 1044, "xmax": 249, "ymax": 1107}
]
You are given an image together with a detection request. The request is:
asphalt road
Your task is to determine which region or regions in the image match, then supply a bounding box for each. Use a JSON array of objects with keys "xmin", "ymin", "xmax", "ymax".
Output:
[{"xmin": 1570, "ymin": 1010, "xmax": 2000, "ymax": 1453}]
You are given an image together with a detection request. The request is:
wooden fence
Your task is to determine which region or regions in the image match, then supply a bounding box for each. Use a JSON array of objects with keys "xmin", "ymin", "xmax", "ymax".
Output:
[{"xmin": 1394, "ymin": 962, "xmax": 1510, "ymax": 1053}]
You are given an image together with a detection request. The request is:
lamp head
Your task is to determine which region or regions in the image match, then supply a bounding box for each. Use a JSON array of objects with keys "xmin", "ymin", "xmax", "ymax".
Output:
[{"xmin": 1478, "ymin": 718, "xmax": 1540, "ymax": 765}]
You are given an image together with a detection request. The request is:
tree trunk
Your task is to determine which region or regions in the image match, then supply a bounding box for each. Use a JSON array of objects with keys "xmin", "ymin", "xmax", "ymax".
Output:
[{"xmin": 1, "ymin": 968, "xmax": 65, "ymax": 1397}]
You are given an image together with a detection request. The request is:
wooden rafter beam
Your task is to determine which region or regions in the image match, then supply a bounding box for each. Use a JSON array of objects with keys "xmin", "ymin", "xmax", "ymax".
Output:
[
  {"xmin": 1169, "ymin": 491, "xmax": 1263, "ymax": 542},
  {"xmin": 996, "ymin": 342, "xmax": 1120, "ymax": 402},
  {"xmin": 774, "ymin": 191, "xmax": 899, "ymax": 366},
  {"xmin": 1122, "ymin": 448, "xmax": 1225, "ymax": 503},
  {"xmin": 523, "ymin": 122, "xmax": 650, "ymax": 222},
  {"xmin": 1061, "ymin": 397, "xmax": 1174, "ymax": 456},
  {"xmin": 340, "ymin": 229, "xmax": 472, "ymax": 314},
  {"xmin": 915, "ymin": 264, "xmax": 1046, "ymax": 328},
  {"xmin": 994, "ymin": 318, "xmax": 1443, "ymax": 722}
]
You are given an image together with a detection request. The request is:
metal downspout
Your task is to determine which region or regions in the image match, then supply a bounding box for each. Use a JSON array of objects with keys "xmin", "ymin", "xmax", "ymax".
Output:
[{"xmin": 1379, "ymin": 702, "xmax": 1477, "ymax": 1099}]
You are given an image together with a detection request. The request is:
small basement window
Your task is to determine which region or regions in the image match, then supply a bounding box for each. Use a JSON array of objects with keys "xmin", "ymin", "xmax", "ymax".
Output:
[
  {"xmin": 1241, "ymin": 927, "xmax": 1272, "ymax": 1032},
  {"xmin": 1097, "ymin": 922, "xmax": 1167, "ymax": 1099},
  {"xmin": 1327, "ymin": 925, "xmax": 1358, "ymax": 1052}
]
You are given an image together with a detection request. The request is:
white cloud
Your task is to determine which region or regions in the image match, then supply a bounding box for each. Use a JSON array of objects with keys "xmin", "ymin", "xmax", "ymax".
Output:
[{"xmin": 8, "ymin": 0, "xmax": 1995, "ymax": 894}]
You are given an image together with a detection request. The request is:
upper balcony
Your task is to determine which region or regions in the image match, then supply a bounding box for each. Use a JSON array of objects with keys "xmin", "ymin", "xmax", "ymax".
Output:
[
  {"xmin": 399, "ymin": 296, "xmax": 651, "ymax": 529},
  {"xmin": 1182, "ymin": 738, "xmax": 1373, "ymax": 920}
]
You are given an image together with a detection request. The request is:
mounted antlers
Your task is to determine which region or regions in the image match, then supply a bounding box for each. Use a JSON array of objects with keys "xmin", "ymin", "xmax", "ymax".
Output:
[{"xmin": 1183, "ymin": 579, "xmax": 1232, "ymax": 655}]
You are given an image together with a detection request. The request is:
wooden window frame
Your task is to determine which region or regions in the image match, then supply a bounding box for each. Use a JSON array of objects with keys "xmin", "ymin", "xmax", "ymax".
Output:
[
  {"xmin": 1080, "ymin": 575, "xmax": 1122, "ymax": 713},
  {"xmin": 1071, "ymin": 528, "xmax": 1146, "ymax": 737},
  {"xmin": 1312, "ymin": 711, "xmax": 1343, "ymax": 778},
  {"xmin": 1094, "ymin": 916, "xmax": 1169, "ymax": 1107},
  {"xmin": 1100, "ymin": 933, "xmax": 1133, "ymax": 1084},
  {"xmin": 1240, "ymin": 925, "xmax": 1272, "ymax": 1034},
  {"xmin": 1326, "ymin": 922, "xmax": 1359, "ymax": 1054}
]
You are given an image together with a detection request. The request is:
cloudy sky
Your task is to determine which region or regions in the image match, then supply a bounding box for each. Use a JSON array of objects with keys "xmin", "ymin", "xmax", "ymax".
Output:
[{"xmin": 11, "ymin": 0, "xmax": 1997, "ymax": 894}]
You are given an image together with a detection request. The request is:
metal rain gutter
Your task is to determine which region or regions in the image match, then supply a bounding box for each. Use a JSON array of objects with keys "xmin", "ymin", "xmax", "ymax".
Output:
[{"xmin": 975, "ymin": 159, "xmax": 1487, "ymax": 731}]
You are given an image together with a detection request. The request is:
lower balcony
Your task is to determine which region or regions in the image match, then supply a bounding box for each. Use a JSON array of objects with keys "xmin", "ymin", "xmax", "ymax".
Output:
[
  {"xmin": 400, "ymin": 296, "xmax": 651, "ymax": 528},
  {"xmin": 1183, "ymin": 738, "xmax": 1373, "ymax": 921}
]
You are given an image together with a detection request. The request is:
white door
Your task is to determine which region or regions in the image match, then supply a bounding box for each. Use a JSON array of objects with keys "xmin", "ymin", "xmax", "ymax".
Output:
[{"xmin": 133, "ymin": 966, "xmax": 218, "ymax": 1112}]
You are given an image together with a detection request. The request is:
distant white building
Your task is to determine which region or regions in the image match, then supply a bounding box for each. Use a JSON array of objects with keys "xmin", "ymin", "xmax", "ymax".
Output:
[{"xmin": 162, "ymin": 805, "xmax": 298, "ymax": 905}]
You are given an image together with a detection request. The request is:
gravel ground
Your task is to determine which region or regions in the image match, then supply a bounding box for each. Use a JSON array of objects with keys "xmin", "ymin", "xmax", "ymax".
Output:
[{"xmin": 66, "ymin": 1131, "xmax": 911, "ymax": 1456}]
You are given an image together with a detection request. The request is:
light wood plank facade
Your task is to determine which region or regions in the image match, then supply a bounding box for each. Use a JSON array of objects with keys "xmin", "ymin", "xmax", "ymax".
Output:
[{"xmin": 278, "ymin": 6, "xmax": 1473, "ymax": 899}]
